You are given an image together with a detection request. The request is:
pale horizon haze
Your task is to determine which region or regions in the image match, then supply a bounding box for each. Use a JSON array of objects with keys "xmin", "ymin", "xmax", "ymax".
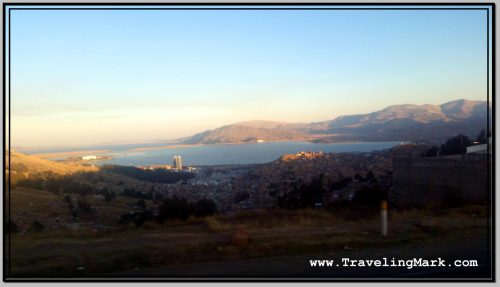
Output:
[{"xmin": 8, "ymin": 6, "xmax": 490, "ymax": 149}]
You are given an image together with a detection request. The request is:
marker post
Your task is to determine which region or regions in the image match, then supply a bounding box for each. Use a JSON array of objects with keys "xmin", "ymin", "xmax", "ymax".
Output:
[{"xmin": 381, "ymin": 200, "xmax": 388, "ymax": 236}]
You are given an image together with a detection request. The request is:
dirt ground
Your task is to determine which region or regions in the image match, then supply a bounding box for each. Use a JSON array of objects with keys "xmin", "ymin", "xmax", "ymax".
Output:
[{"xmin": 6, "ymin": 191, "xmax": 491, "ymax": 279}]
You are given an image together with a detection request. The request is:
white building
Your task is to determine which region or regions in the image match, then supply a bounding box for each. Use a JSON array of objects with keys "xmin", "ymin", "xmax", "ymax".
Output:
[
  {"xmin": 82, "ymin": 155, "xmax": 98, "ymax": 160},
  {"xmin": 173, "ymin": 155, "xmax": 183, "ymax": 171},
  {"xmin": 466, "ymin": 137, "xmax": 492, "ymax": 154}
]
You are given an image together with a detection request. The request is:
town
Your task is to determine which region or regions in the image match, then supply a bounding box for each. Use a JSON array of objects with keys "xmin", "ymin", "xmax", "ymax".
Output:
[{"xmin": 6, "ymin": 133, "xmax": 491, "ymax": 277}]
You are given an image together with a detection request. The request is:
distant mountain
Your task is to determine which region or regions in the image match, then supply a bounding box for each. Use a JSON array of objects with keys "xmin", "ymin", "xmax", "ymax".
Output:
[
  {"xmin": 181, "ymin": 120, "xmax": 309, "ymax": 144},
  {"xmin": 180, "ymin": 99, "xmax": 491, "ymax": 145},
  {"xmin": 309, "ymin": 99, "xmax": 490, "ymax": 143}
]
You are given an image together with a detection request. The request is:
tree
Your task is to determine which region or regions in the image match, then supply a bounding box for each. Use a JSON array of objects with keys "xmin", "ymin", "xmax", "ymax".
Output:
[
  {"xmin": 299, "ymin": 174, "xmax": 325, "ymax": 207},
  {"xmin": 476, "ymin": 129, "xmax": 487, "ymax": 144},
  {"xmin": 354, "ymin": 173, "xmax": 363, "ymax": 181},
  {"xmin": 424, "ymin": 145, "xmax": 440, "ymax": 157},
  {"xmin": 134, "ymin": 199, "xmax": 146, "ymax": 210},
  {"xmin": 331, "ymin": 177, "xmax": 352, "ymax": 191},
  {"xmin": 353, "ymin": 185, "xmax": 385, "ymax": 206},
  {"xmin": 277, "ymin": 175, "xmax": 325, "ymax": 209},
  {"xmin": 366, "ymin": 171, "xmax": 377, "ymax": 183},
  {"xmin": 441, "ymin": 134, "xmax": 471, "ymax": 155}
]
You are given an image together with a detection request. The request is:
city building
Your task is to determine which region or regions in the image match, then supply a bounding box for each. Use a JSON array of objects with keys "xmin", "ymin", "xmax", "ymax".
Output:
[
  {"xmin": 186, "ymin": 166, "xmax": 197, "ymax": 173},
  {"xmin": 173, "ymin": 155, "xmax": 183, "ymax": 171},
  {"xmin": 466, "ymin": 137, "xmax": 492, "ymax": 154},
  {"xmin": 82, "ymin": 155, "xmax": 98, "ymax": 160}
]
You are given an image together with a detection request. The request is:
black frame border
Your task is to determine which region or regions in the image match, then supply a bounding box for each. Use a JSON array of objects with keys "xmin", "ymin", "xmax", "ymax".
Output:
[{"xmin": 2, "ymin": 2, "xmax": 496, "ymax": 283}]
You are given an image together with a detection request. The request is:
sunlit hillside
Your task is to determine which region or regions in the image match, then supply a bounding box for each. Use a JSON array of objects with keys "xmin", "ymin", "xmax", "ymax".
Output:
[{"xmin": 6, "ymin": 151, "xmax": 99, "ymax": 186}]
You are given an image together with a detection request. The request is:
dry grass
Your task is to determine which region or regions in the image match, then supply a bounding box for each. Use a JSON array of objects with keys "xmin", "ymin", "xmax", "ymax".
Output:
[
  {"xmin": 6, "ymin": 194, "xmax": 489, "ymax": 277},
  {"xmin": 204, "ymin": 216, "xmax": 232, "ymax": 233},
  {"xmin": 9, "ymin": 151, "xmax": 98, "ymax": 175},
  {"xmin": 9, "ymin": 187, "xmax": 142, "ymax": 231},
  {"xmin": 31, "ymin": 149, "xmax": 111, "ymax": 159}
]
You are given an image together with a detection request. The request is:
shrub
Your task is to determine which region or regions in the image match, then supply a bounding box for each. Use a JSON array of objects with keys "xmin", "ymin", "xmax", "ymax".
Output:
[
  {"xmin": 156, "ymin": 197, "xmax": 218, "ymax": 222},
  {"xmin": 353, "ymin": 185, "xmax": 386, "ymax": 206},
  {"xmin": 77, "ymin": 199, "xmax": 93, "ymax": 214},
  {"xmin": 234, "ymin": 192, "xmax": 250, "ymax": 203},
  {"xmin": 122, "ymin": 188, "xmax": 152, "ymax": 200},
  {"xmin": 63, "ymin": 195, "xmax": 72, "ymax": 203},
  {"xmin": 62, "ymin": 181, "xmax": 93, "ymax": 196},
  {"xmin": 118, "ymin": 211, "xmax": 153, "ymax": 227},
  {"xmin": 29, "ymin": 220, "xmax": 44, "ymax": 232},
  {"xmin": 194, "ymin": 199, "xmax": 217, "ymax": 217},
  {"xmin": 204, "ymin": 216, "xmax": 231, "ymax": 233},
  {"xmin": 17, "ymin": 178, "xmax": 45, "ymax": 190},
  {"xmin": 134, "ymin": 199, "xmax": 146, "ymax": 210},
  {"xmin": 157, "ymin": 196, "xmax": 194, "ymax": 221},
  {"xmin": 366, "ymin": 171, "xmax": 377, "ymax": 183},
  {"xmin": 331, "ymin": 177, "xmax": 352, "ymax": 191},
  {"xmin": 96, "ymin": 187, "xmax": 115, "ymax": 202}
]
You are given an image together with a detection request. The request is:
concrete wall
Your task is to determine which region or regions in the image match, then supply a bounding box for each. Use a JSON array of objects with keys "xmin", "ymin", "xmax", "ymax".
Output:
[
  {"xmin": 393, "ymin": 156, "xmax": 490, "ymax": 208},
  {"xmin": 467, "ymin": 144, "xmax": 488, "ymax": 154}
]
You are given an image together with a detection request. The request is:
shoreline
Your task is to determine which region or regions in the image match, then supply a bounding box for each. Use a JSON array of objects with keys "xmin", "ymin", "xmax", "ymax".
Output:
[
  {"xmin": 25, "ymin": 139, "xmax": 406, "ymax": 160},
  {"xmin": 129, "ymin": 137, "xmax": 379, "ymax": 153},
  {"xmin": 29, "ymin": 149, "xmax": 112, "ymax": 159}
]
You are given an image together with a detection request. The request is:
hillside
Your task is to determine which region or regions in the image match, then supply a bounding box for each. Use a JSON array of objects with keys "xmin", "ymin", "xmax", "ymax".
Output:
[
  {"xmin": 309, "ymin": 99, "xmax": 490, "ymax": 143},
  {"xmin": 312, "ymin": 99, "xmax": 487, "ymax": 129},
  {"xmin": 8, "ymin": 151, "xmax": 98, "ymax": 175},
  {"xmin": 7, "ymin": 151, "xmax": 99, "ymax": 185},
  {"xmin": 181, "ymin": 99, "xmax": 490, "ymax": 144},
  {"xmin": 181, "ymin": 120, "xmax": 309, "ymax": 144}
]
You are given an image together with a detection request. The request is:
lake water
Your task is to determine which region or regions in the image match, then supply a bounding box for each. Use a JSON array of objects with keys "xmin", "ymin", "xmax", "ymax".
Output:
[{"xmin": 39, "ymin": 141, "xmax": 403, "ymax": 166}]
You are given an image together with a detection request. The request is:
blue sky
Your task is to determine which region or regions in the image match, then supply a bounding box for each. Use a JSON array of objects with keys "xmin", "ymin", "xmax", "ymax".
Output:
[{"xmin": 9, "ymin": 7, "xmax": 490, "ymax": 148}]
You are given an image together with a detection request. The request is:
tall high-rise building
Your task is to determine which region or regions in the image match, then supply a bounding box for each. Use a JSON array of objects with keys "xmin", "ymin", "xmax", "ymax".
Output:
[{"xmin": 173, "ymin": 155, "xmax": 183, "ymax": 171}]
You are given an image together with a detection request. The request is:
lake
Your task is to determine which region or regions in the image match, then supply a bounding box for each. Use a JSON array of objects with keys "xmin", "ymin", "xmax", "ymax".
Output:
[{"xmin": 53, "ymin": 141, "xmax": 404, "ymax": 166}]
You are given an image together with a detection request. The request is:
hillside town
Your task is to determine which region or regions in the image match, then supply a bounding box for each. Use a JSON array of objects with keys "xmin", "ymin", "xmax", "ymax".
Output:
[{"xmin": 103, "ymin": 149, "xmax": 395, "ymax": 213}]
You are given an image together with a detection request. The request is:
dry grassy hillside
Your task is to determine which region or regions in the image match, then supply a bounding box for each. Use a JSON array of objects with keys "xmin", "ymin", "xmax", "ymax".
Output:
[
  {"xmin": 6, "ymin": 151, "xmax": 99, "ymax": 187},
  {"xmin": 7, "ymin": 150, "xmax": 98, "ymax": 176}
]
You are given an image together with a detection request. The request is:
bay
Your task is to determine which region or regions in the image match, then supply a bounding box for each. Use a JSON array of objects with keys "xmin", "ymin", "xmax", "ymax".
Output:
[{"xmin": 89, "ymin": 141, "xmax": 404, "ymax": 166}]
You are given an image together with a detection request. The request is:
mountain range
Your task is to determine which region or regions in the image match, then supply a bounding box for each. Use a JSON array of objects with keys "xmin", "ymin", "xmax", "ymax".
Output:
[{"xmin": 180, "ymin": 99, "xmax": 491, "ymax": 145}]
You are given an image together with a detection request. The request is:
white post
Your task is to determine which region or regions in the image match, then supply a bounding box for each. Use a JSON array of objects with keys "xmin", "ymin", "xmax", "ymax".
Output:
[{"xmin": 381, "ymin": 200, "xmax": 388, "ymax": 236}]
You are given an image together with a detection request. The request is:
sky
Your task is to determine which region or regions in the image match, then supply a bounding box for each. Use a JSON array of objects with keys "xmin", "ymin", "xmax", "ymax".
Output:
[{"xmin": 8, "ymin": 6, "xmax": 491, "ymax": 148}]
